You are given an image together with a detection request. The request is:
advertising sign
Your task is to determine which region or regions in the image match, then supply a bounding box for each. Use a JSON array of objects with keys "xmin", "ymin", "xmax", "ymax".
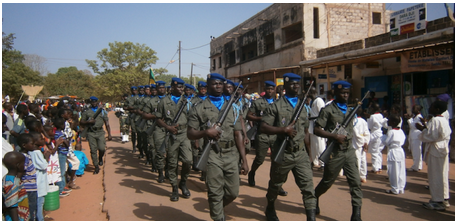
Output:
[
  {"xmin": 401, "ymin": 45, "xmax": 453, "ymax": 73},
  {"xmin": 390, "ymin": 3, "xmax": 426, "ymax": 36}
]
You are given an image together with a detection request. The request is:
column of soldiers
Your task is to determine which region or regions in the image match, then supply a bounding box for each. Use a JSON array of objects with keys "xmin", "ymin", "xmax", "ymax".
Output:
[{"xmin": 121, "ymin": 73, "xmax": 363, "ymax": 221}]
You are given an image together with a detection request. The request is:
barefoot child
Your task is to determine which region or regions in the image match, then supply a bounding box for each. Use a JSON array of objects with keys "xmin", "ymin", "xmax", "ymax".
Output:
[{"xmin": 353, "ymin": 108, "xmax": 370, "ymax": 183}]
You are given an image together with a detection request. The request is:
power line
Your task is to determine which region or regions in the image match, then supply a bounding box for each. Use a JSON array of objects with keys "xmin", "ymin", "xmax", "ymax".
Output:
[
  {"xmin": 181, "ymin": 42, "xmax": 210, "ymax": 50},
  {"xmin": 164, "ymin": 49, "xmax": 179, "ymax": 69},
  {"xmin": 184, "ymin": 50, "xmax": 208, "ymax": 59}
]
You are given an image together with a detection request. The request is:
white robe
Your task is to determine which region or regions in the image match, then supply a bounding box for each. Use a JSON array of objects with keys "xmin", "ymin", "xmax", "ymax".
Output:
[
  {"xmin": 309, "ymin": 97, "xmax": 327, "ymax": 166},
  {"xmin": 407, "ymin": 114, "xmax": 423, "ymax": 170},
  {"xmin": 381, "ymin": 129, "xmax": 406, "ymax": 194},
  {"xmin": 419, "ymin": 116, "xmax": 451, "ymax": 202},
  {"xmin": 353, "ymin": 117, "xmax": 370, "ymax": 179},
  {"xmin": 367, "ymin": 113, "xmax": 385, "ymax": 171}
]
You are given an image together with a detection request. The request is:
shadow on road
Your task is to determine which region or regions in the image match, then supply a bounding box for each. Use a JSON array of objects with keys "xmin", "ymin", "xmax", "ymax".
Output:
[{"xmin": 133, "ymin": 202, "xmax": 205, "ymax": 221}]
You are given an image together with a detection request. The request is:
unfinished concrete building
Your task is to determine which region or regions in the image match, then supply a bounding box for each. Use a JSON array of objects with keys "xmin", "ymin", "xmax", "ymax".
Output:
[{"xmin": 210, "ymin": 3, "xmax": 391, "ymax": 93}]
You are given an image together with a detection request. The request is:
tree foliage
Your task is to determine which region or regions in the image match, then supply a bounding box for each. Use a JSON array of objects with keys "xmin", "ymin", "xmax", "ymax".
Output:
[
  {"xmin": 92, "ymin": 68, "xmax": 148, "ymax": 101},
  {"xmin": 86, "ymin": 41, "xmax": 159, "ymax": 75},
  {"xmin": 2, "ymin": 62, "xmax": 43, "ymax": 100},
  {"xmin": 23, "ymin": 54, "xmax": 49, "ymax": 76},
  {"xmin": 42, "ymin": 66, "xmax": 96, "ymax": 99},
  {"xmin": 2, "ymin": 32, "xmax": 24, "ymax": 69}
]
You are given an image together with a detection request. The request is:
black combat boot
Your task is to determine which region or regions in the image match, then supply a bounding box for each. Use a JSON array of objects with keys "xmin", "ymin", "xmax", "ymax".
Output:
[
  {"xmin": 179, "ymin": 180, "xmax": 191, "ymax": 198},
  {"xmin": 93, "ymin": 166, "xmax": 100, "ymax": 174},
  {"xmin": 278, "ymin": 187, "xmax": 288, "ymax": 196},
  {"xmin": 157, "ymin": 169, "xmax": 165, "ymax": 183},
  {"xmin": 350, "ymin": 206, "xmax": 362, "ymax": 221},
  {"xmin": 306, "ymin": 209, "xmax": 316, "ymax": 221},
  {"xmin": 98, "ymin": 150, "xmax": 105, "ymax": 166},
  {"xmin": 265, "ymin": 201, "xmax": 279, "ymax": 221},
  {"xmin": 131, "ymin": 132, "xmax": 137, "ymax": 153},
  {"xmin": 170, "ymin": 185, "xmax": 179, "ymax": 202},
  {"xmin": 315, "ymin": 197, "xmax": 320, "ymax": 215},
  {"xmin": 192, "ymin": 156, "xmax": 199, "ymax": 171},
  {"xmin": 248, "ymin": 163, "xmax": 259, "ymax": 187}
]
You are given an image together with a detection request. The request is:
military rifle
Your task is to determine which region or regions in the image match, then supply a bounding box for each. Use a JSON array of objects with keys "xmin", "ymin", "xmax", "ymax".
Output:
[
  {"xmin": 80, "ymin": 107, "xmax": 104, "ymax": 138},
  {"xmin": 273, "ymin": 81, "xmax": 313, "ymax": 164},
  {"xmin": 195, "ymin": 81, "xmax": 243, "ymax": 171},
  {"xmin": 158, "ymin": 98, "xmax": 188, "ymax": 153},
  {"xmin": 319, "ymin": 91, "xmax": 370, "ymax": 164}
]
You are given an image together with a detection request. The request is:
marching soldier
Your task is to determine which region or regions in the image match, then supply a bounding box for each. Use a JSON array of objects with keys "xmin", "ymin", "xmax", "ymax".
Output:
[
  {"xmin": 137, "ymin": 85, "xmax": 154, "ymax": 165},
  {"xmin": 124, "ymin": 86, "xmax": 140, "ymax": 153},
  {"xmin": 187, "ymin": 73, "xmax": 249, "ymax": 221},
  {"xmin": 313, "ymin": 81, "xmax": 362, "ymax": 221},
  {"xmin": 117, "ymin": 94, "xmax": 129, "ymax": 143},
  {"xmin": 134, "ymin": 86, "xmax": 146, "ymax": 158},
  {"xmin": 80, "ymin": 96, "xmax": 112, "ymax": 174},
  {"xmin": 156, "ymin": 78, "xmax": 192, "ymax": 202},
  {"xmin": 260, "ymin": 73, "xmax": 316, "ymax": 221}
]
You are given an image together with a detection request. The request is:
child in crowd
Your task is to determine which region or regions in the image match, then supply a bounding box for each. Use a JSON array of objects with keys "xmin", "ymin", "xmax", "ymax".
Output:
[
  {"xmin": 2, "ymin": 151, "xmax": 30, "ymax": 221},
  {"xmin": 418, "ymin": 101, "xmax": 452, "ymax": 211},
  {"xmin": 353, "ymin": 108, "xmax": 370, "ymax": 183},
  {"xmin": 59, "ymin": 109, "xmax": 80, "ymax": 190},
  {"xmin": 18, "ymin": 133, "xmax": 38, "ymax": 220},
  {"xmin": 43, "ymin": 125, "xmax": 62, "ymax": 186},
  {"xmin": 29, "ymin": 131, "xmax": 50, "ymax": 221},
  {"xmin": 70, "ymin": 143, "xmax": 89, "ymax": 177},
  {"xmin": 405, "ymin": 105, "xmax": 423, "ymax": 172},
  {"xmin": 367, "ymin": 102, "xmax": 386, "ymax": 174},
  {"xmin": 10, "ymin": 104, "xmax": 29, "ymax": 151},
  {"xmin": 53, "ymin": 118, "xmax": 71, "ymax": 197},
  {"xmin": 381, "ymin": 114, "xmax": 406, "ymax": 194}
]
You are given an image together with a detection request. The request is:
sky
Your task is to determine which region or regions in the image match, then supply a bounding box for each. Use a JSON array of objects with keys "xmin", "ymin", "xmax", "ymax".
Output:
[{"xmin": 1, "ymin": 3, "xmax": 452, "ymax": 81}]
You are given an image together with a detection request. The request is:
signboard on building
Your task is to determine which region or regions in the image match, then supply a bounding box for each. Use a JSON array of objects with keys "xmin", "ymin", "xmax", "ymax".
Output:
[
  {"xmin": 390, "ymin": 3, "xmax": 427, "ymax": 36},
  {"xmin": 276, "ymin": 78, "xmax": 283, "ymax": 86},
  {"xmin": 401, "ymin": 45, "xmax": 453, "ymax": 73}
]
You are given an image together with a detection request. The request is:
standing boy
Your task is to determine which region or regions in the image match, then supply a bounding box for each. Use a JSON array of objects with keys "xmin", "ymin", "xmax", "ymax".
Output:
[
  {"xmin": 367, "ymin": 103, "xmax": 385, "ymax": 174},
  {"xmin": 353, "ymin": 108, "xmax": 370, "ymax": 183},
  {"xmin": 405, "ymin": 105, "xmax": 423, "ymax": 172},
  {"xmin": 18, "ymin": 133, "xmax": 38, "ymax": 220}
]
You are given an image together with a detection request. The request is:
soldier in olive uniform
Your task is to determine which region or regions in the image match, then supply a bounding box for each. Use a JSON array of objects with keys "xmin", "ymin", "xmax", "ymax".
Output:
[
  {"xmin": 143, "ymin": 81, "xmax": 168, "ymax": 177},
  {"xmin": 246, "ymin": 81, "xmax": 288, "ymax": 196},
  {"xmin": 190, "ymin": 81, "xmax": 208, "ymax": 180},
  {"xmin": 118, "ymin": 94, "xmax": 129, "ymax": 143},
  {"xmin": 260, "ymin": 73, "xmax": 316, "ymax": 221},
  {"xmin": 313, "ymin": 81, "xmax": 362, "ymax": 221},
  {"xmin": 134, "ymin": 86, "xmax": 147, "ymax": 158},
  {"xmin": 136, "ymin": 85, "xmax": 153, "ymax": 165},
  {"xmin": 187, "ymin": 73, "xmax": 249, "ymax": 221},
  {"xmin": 156, "ymin": 77, "xmax": 193, "ymax": 202},
  {"xmin": 124, "ymin": 86, "xmax": 140, "ymax": 153},
  {"xmin": 80, "ymin": 96, "xmax": 112, "ymax": 174}
]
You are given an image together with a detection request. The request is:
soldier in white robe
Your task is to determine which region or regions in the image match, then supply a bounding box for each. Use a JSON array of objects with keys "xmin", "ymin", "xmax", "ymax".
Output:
[
  {"xmin": 367, "ymin": 103, "xmax": 385, "ymax": 173},
  {"xmin": 405, "ymin": 105, "xmax": 423, "ymax": 171},
  {"xmin": 418, "ymin": 101, "xmax": 451, "ymax": 210},
  {"xmin": 308, "ymin": 88, "xmax": 327, "ymax": 168},
  {"xmin": 381, "ymin": 115, "xmax": 406, "ymax": 194},
  {"xmin": 353, "ymin": 110, "xmax": 370, "ymax": 183}
]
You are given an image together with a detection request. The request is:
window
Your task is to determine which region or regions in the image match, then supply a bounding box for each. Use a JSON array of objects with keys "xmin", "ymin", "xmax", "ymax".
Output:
[
  {"xmin": 282, "ymin": 22, "xmax": 303, "ymax": 44},
  {"xmin": 264, "ymin": 33, "xmax": 275, "ymax": 53},
  {"xmin": 241, "ymin": 41, "xmax": 257, "ymax": 62},
  {"xmin": 313, "ymin": 7, "xmax": 320, "ymax": 39},
  {"xmin": 228, "ymin": 51, "xmax": 236, "ymax": 66},
  {"xmin": 373, "ymin": 12, "xmax": 381, "ymax": 24},
  {"xmin": 344, "ymin": 64, "xmax": 352, "ymax": 79},
  {"xmin": 218, "ymin": 57, "xmax": 222, "ymax": 69},
  {"xmin": 212, "ymin": 59, "xmax": 216, "ymax": 70},
  {"xmin": 396, "ymin": 56, "xmax": 401, "ymax": 62},
  {"xmin": 337, "ymin": 65, "xmax": 342, "ymax": 72}
]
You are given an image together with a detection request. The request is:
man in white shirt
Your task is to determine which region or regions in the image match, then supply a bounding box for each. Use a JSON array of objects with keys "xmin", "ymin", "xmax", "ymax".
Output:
[{"xmin": 308, "ymin": 87, "xmax": 327, "ymax": 168}]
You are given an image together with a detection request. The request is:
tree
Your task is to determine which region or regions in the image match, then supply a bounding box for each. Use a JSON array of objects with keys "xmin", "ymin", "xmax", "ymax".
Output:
[
  {"xmin": 42, "ymin": 66, "xmax": 96, "ymax": 99},
  {"xmin": 153, "ymin": 67, "xmax": 168, "ymax": 76},
  {"xmin": 2, "ymin": 32, "xmax": 24, "ymax": 69},
  {"xmin": 23, "ymin": 54, "xmax": 49, "ymax": 76},
  {"xmin": 2, "ymin": 62, "xmax": 43, "ymax": 100},
  {"xmin": 86, "ymin": 41, "xmax": 159, "ymax": 75},
  {"xmin": 93, "ymin": 68, "xmax": 148, "ymax": 101}
]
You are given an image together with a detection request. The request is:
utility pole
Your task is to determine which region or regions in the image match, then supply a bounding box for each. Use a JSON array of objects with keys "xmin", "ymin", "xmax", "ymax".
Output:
[
  {"xmin": 179, "ymin": 41, "xmax": 181, "ymax": 78},
  {"xmin": 190, "ymin": 63, "xmax": 194, "ymax": 85}
]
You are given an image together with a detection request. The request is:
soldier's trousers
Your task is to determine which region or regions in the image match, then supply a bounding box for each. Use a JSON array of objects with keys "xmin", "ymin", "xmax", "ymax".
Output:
[
  {"xmin": 252, "ymin": 136, "xmax": 274, "ymax": 167},
  {"xmin": 137, "ymin": 131, "xmax": 147, "ymax": 155},
  {"xmin": 168, "ymin": 133, "xmax": 192, "ymax": 186},
  {"xmin": 266, "ymin": 148, "xmax": 316, "ymax": 209},
  {"xmin": 206, "ymin": 144, "xmax": 239, "ymax": 220},
  {"xmin": 154, "ymin": 129, "xmax": 166, "ymax": 169},
  {"xmin": 314, "ymin": 147, "xmax": 362, "ymax": 207},
  {"xmin": 87, "ymin": 130, "xmax": 106, "ymax": 166}
]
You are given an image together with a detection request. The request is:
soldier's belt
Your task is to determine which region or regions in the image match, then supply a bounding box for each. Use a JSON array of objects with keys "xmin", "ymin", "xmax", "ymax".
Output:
[
  {"xmin": 218, "ymin": 140, "xmax": 235, "ymax": 149},
  {"xmin": 91, "ymin": 127, "xmax": 103, "ymax": 131}
]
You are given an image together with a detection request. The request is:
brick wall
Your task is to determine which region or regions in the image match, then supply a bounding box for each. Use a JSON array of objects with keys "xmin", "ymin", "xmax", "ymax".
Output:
[{"xmin": 317, "ymin": 40, "xmax": 364, "ymax": 57}]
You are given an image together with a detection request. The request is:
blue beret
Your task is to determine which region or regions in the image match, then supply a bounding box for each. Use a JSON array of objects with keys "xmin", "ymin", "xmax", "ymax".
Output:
[
  {"xmin": 197, "ymin": 81, "xmax": 207, "ymax": 88},
  {"xmin": 225, "ymin": 79, "xmax": 235, "ymax": 86},
  {"xmin": 171, "ymin": 77, "xmax": 185, "ymax": 85},
  {"xmin": 150, "ymin": 84, "xmax": 156, "ymax": 89},
  {"xmin": 185, "ymin": 84, "xmax": 195, "ymax": 91},
  {"xmin": 144, "ymin": 85, "xmax": 150, "ymax": 89},
  {"xmin": 234, "ymin": 82, "xmax": 243, "ymax": 89},
  {"xmin": 131, "ymin": 86, "xmax": 138, "ymax": 90},
  {"xmin": 283, "ymin": 73, "xmax": 301, "ymax": 82},
  {"xmin": 332, "ymin": 80, "xmax": 351, "ymax": 89},
  {"xmin": 155, "ymin": 81, "xmax": 166, "ymax": 86},
  {"xmin": 138, "ymin": 85, "xmax": 145, "ymax": 89},
  {"xmin": 90, "ymin": 96, "xmax": 98, "ymax": 101},
  {"xmin": 166, "ymin": 86, "xmax": 171, "ymax": 89},
  {"xmin": 207, "ymin": 73, "xmax": 226, "ymax": 82},
  {"xmin": 265, "ymin": 81, "xmax": 276, "ymax": 87}
]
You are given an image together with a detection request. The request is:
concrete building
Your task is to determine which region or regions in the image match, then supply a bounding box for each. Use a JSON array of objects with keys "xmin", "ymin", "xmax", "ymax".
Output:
[{"xmin": 210, "ymin": 3, "xmax": 391, "ymax": 93}]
